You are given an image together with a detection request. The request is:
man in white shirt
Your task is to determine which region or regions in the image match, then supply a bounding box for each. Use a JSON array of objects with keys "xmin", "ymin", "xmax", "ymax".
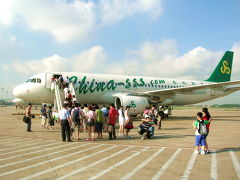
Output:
[{"xmin": 58, "ymin": 104, "xmax": 72, "ymax": 142}]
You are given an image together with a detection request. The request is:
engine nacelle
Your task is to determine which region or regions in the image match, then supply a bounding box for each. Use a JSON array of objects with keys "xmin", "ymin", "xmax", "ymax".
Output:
[
  {"xmin": 114, "ymin": 95, "xmax": 149, "ymax": 115},
  {"xmin": 13, "ymin": 98, "xmax": 27, "ymax": 105}
]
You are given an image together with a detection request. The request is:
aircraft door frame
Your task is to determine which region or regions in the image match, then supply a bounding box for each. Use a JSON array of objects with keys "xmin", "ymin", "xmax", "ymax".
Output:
[{"xmin": 45, "ymin": 73, "xmax": 62, "ymax": 89}]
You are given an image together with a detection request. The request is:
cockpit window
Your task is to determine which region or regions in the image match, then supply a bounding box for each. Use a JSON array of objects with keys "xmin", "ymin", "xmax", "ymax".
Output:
[
  {"xmin": 37, "ymin": 78, "xmax": 41, "ymax": 83},
  {"xmin": 31, "ymin": 78, "xmax": 36, "ymax": 83},
  {"xmin": 26, "ymin": 78, "xmax": 37, "ymax": 83}
]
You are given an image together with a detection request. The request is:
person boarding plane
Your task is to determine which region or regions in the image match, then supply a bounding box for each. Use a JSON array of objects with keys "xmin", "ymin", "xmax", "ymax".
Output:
[{"xmin": 13, "ymin": 51, "xmax": 240, "ymax": 116}]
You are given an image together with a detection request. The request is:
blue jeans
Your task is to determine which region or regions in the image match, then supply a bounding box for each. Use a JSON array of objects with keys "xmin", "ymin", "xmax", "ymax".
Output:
[{"xmin": 149, "ymin": 126, "xmax": 154, "ymax": 137}]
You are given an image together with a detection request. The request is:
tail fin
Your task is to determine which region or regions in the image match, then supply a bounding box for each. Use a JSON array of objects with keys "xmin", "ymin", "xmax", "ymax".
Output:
[{"xmin": 206, "ymin": 51, "xmax": 233, "ymax": 82}]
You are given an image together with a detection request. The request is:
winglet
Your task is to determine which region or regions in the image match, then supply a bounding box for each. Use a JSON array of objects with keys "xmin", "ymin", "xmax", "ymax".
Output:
[{"xmin": 206, "ymin": 51, "xmax": 233, "ymax": 82}]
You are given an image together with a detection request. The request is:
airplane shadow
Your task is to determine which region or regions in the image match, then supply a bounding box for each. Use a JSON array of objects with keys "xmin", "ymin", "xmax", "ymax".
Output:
[
  {"xmin": 31, "ymin": 130, "xmax": 60, "ymax": 133},
  {"xmin": 214, "ymin": 119, "xmax": 240, "ymax": 122},
  {"xmin": 212, "ymin": 147, "xmax": 240, "ymax": 153},
  {"xmin": 163, "ymin": 128, "xmax": 188, "ymax": 130},
  {"xmin": 166, "ymin": 117, "xmax": 194, "ymax": 121}
]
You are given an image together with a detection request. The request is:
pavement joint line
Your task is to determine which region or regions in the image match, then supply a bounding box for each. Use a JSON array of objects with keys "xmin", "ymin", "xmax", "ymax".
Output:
[
  {"xmin": 0, "ymin": 135, "xmax": 215, "ymax": 151},
  {"xmin": 0, "ymin": 141, "xmax": 76, "ymax": 161},
  {"xmin": 0, "ymin": 136, "xmax": 217, "ymax": 151},
  {"xmin": 56, "ymin": 145, "xmax": 133, "ymax": 180},
  {"xmin": 0, "ymin": 136, "xmax": 22, "ymax": 142},
  {"xmin": 20, "ymin": 144, "xmax": 117, "ymax": 180},
  {"xmin": 180, "ymin": 151, "xmax": 197, "ymax": 180},
  {"xmin": 229, "ymin": 150, "xmax": 240, "ymax": 180},
  {"xmin": 0, "ymin": 142, "xmax": 82, "ymax": 168},
  {"xmin": 0, "ymin": 139, "xmax": 56, "ymax": 151},
  {"xmin": 0, "ymin": 143, "xmax": 106, "ymax": 177},
  {"xmin": 1, "ymin": 140, "xmax": 61, "ymax": 156},
  {"xmin": 0, "ymin": 137, "xmax": 34, "ymax": 145},
  {"xmin": 89, "ymin": 141, "xmax": 201, "ymax": 150},
  {"xmin": 88, "ymin": 147, "xmax": 149, "ymax": 180},
  {"xmin": 120, "ymin": 148, "xmax": 165, "ymax": 180},
  {"xmin": 151, "ymin": 148, "xmax": 183, "ymax": 180},
  {"xmin": 211, "ymin": 152, "xmax": 218, "ymax": 180}
]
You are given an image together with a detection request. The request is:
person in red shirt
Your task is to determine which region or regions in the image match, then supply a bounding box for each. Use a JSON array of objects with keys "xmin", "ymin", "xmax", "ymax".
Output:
[
  {"xmin": 202, "ymin": 107, "xmax": 212, "ymax": 153},
  {"xmin": 108, "ymin": 104, "xmax": 119, "ymax": 140}
]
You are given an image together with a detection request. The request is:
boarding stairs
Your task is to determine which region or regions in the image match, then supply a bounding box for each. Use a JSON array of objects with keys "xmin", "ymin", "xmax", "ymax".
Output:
[
  {"xmin": 69, "ymin": 82, "xmax": 77, "ymax": 100},
  {"xmin": 50, "ymin": 81, "xmax": 77, "ymax": 113}
]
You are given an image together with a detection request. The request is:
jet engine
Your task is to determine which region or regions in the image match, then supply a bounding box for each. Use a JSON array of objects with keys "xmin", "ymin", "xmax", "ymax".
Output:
[
  {"xmin": 114, "ymin": 95, "xmax": 149, "ymax": 115},
  {"xmin": 13, "ymin": 98, "xmax": 27, "ymax": 105}
]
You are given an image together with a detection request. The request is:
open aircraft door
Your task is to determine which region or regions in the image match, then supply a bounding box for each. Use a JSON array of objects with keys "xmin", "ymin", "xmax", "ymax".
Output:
[{"xmin": 45, "ymin": 73, "xmax": 62, "ymax": 89}]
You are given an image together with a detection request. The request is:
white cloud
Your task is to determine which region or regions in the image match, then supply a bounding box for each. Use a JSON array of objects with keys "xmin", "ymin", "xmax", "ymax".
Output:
[
  {"xmin": 99, "ymin": 0, "xmax": 163, "ymax": 24},
  {"xmin": 3, "ymin": 46, "xmax": 107, "ymax": 75},
  {"xmin": 71, "ymin": 46, "xmax": 107, "ymax": 72},
  {"xmin": 0, "ymin": 33, "xmax": 23, "ymax": 61},
  {"xmin": 107, "ymin": 40, "xmax": 223, "ymax": 81},
  {"xmin": 0, "ymin": 0, "xmax": 14, "ymax": 25},
  {"xmin": 231, "ymin": 42, "xmax": 240, "ymax": 80},
  {"xmin": 0, "ymin": 0, "xmax": 164, "ymax": 43},
  {"xmin": 5, "ymin": 40, "xmax": 240, "ymax": 82},
  {"xmin": 14, "ymin": 0, "xmax": 96, "ymax": 43}
]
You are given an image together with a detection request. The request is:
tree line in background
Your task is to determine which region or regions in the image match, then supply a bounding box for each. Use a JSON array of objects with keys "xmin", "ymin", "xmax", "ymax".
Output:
[{"xmin": 0, "ymin": 100, "xmax": 14, "ymax": 106}]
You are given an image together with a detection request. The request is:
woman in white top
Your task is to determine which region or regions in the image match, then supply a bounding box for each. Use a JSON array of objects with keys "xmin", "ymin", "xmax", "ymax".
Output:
[
  {"xmin": 118, "ymin": 106, "xmax": 125, "ymax": 136},
  {"xmin": 86, "ymin": 106, "xmax": 96, "ymax": 141}
]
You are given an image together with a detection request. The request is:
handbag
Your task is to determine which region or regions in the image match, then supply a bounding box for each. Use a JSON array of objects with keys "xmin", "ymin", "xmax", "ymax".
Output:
[
  {"xmin": 107, "ymin": 124, "xmax": 113, "ymax": 133},
  {"xmin": 23, "ymin": 116, "xmax": 29, "ymax": 124},
  {"xmin": 125, "ymin": 122, "xmax": 134, "ymax": 129},
  {"xmin": 49, "ymin": 118, "xmax": 55, "ymax": 126}
]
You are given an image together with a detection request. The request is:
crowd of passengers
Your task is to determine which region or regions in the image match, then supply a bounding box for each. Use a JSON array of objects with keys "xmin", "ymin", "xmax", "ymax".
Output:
[
  {"xmin": 40, "ymin": 102, "xmax": 164, "ymax": 142},
  {"xmin": 40, "ymin": 102, "xmax": 213, "ymax": 155}
]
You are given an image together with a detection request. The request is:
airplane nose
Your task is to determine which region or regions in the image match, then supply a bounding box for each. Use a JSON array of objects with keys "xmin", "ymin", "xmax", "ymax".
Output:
[{"xmin": 13, "ymin": 84, "xmax": 24, "ymax": 98}]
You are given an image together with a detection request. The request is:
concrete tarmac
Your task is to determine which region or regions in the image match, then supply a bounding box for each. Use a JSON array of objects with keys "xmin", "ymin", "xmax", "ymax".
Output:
[{"xmin": 0, "ymin": 106, "xmax": 239, "ymax": 180}]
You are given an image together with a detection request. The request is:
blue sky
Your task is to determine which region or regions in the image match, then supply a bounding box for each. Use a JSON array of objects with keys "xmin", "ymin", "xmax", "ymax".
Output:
[{"xmin": 0, "ymin": 0, "xmax": 239, "ymax": 104}]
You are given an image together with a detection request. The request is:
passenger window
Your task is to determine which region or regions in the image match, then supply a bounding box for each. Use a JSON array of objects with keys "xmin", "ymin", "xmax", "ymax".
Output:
[{"xmin": 37, "ymin": 78, "xmax": 41, "ymax": 83}]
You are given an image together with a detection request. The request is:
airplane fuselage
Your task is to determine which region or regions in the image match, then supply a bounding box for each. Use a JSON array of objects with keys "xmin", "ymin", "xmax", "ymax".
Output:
[{"xmin": 13, "ymin": 72, "xmax": 230, "ymax": 106}]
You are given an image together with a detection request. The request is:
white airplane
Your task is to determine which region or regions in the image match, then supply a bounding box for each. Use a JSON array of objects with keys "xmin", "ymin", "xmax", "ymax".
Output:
[{"xmin": 13, "ymin": 51, "xmax": 240, "ymax": 116}]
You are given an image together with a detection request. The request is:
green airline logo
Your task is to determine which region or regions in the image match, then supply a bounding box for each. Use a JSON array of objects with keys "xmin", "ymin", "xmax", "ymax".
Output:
[
  {"xmin": 129, "ymin": 101, "xmax": 136, "ymax": 108},
  {"xmin": 69, "ymin": 76, "xmax": 146, "ymax": 94},
  {"xmin": 220, "ymin": 60, "xmax": 231, "ymax": 74}
]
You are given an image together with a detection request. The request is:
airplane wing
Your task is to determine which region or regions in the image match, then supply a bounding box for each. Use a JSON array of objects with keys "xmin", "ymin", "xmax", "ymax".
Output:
[{"xmin": 143, "ymin": 80, "xmax": 240, "ymax": 96}]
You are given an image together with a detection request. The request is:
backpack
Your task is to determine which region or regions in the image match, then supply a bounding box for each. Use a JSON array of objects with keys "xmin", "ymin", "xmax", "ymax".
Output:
[
  {"xmin": 198, "ymin": 120, "xmax": 208, "ymax": 135},
  {"xmin": 41, "ymin": 108, "xmax": 47, "ymax": 116},
  {"xmin": 102, "ymin": 108, "xmax": 108, "ymax": 117},
  {"xmin": 73, "ymin": 108, "xmax": 80, "ymax": 122}
]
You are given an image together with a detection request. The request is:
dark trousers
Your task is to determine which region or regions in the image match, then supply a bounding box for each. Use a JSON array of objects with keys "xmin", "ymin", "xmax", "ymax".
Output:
[
  {"xmin": 158, "ymin": 118, "xmax": 162, "ymax": 129},
  {"xmin": 61, "ymin": 120, "xmax": 71, "ymax": 141},
  {"xmin": 108, "ymin": 124, "xmax": 116, "ymax": 139},
  {"xmin": 27, "ymin": 118, "xmax": 31, "ymax": 131}
]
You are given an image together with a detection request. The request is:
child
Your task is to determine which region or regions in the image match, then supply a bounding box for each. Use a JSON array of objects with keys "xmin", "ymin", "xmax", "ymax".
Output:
[{"xmin": 193, "ymin": 112, "xmax": 210, "ymax": 155}]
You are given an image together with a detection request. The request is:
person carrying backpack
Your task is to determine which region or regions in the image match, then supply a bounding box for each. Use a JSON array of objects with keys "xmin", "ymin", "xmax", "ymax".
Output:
[
  {"xmin": 95, "ymin": 105, "xmax": 104, "ymax": 139},
  {"xmin": 71, "ymin": 103, "xmax": 83, "ymax": 140},
  {"xmin": 202, "ymin": 107, "xmax": 212, "ymax": 153},
  {"xmin": 101, "ymin": 105, "xmax": 109, "ymax": 132},
  {"xmin": 193, "ymin": 112, "xmax": 210, "ymax": 155}
]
